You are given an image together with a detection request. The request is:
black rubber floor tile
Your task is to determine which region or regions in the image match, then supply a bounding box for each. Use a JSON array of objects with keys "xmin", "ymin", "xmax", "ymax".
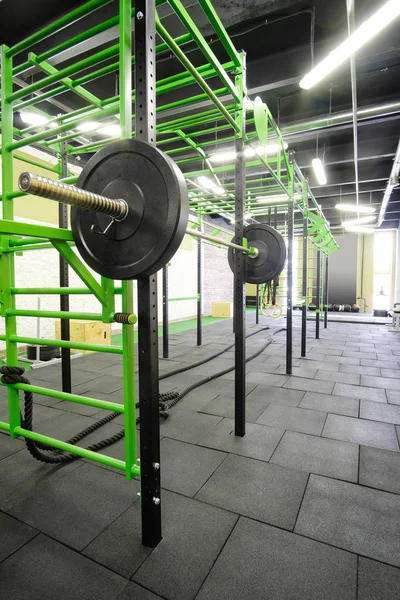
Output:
[
  {"xmin": 246, "ymin": 384, "xmax": 305, "ymax": 407},
  {"xmin": 73, "ymin": 374, "xmax": 124, "ymax": 395},
  {"xmin": 198, "ymin": 418, "xmax": 284, "ymax": 461},
  {"xmin": 10, "ymin": 463, "xmax": 139, "ymax": 550},
  {"xmin": 246, "ymin": 371, "xmax": 289, "ymax": 387},
  {"xmin": 31, "ymin": 367, "xmax": 100, "ymax": 387},
  {"xmin": 320, "ymin": 355, "xmax": 361, "ymax": 365},
  {"xmin": 295, "ymin": 474, "xmax": 400, "ymax": 567},
  {"xmin": 339, "ymin": 364, "xmax": 381, "ymax": 376},
  {"xmin": 133, "ymin": 490, "xmax": 238, "ymax": 600},
  {"xmin": 196, "ymin": 517, "xmax": 357, "ymax": 600},
  {"xmin": 0, "ymin": 534, "xmax": 127, "ymax": 600},
  {"xmin": 283, "ymin": 376, "xmax": 334, "ymax": 394},
  {"xmin": 196, "ymin": 453, "xmax": 308, "ymax": 530},
  {"xmin": 257, "ymin": 404, "xmax": 327, "ymax": 436},
  {"xmin": 358, "ymin": 557, "xmax": 400, "ymax": 600},
  {"xmin": 361, "ymin": 375, "xmax": 400, "ymax": 390},
  {"xmin": 117, "ymin": 582, "xmax": 165, "ymax": 600},
  {"xmin": 360, "ymin": 400, "xmax": 400, "ymax": 425},
  {"xmin": 299, "ymin": 359, "xmax": 340, "ymax": 372},
  {"xmin": 0, "ymin": 448, "xmax": 81, "ymax": 511},
  {"xmin": 379, "ymin": 367, "xmax": 400, "ymax": 379},
  {"xmin": 333, "ymin": 383, "xmax": 387, "ymax": 402},
  {"xmin": 0, "ymin": 434, "xmax": 25, "ymax": 460},
  {"xmin": 83, "ymin": 501, "xmax": 151, "ymax": 579},
  {"xmin": 0, "ymin": 511, "xmax": 38, "ymax": 563},
  {"xmin": 299, "ymin": 391, "xmax": 359, "ymax": 417},
  {"xmin": 359, "ymin": 446, "xmax": 400, "ymax": 495},
  {"xmin": 314, "ymin": 369, "xmax": 360, "ymax": 385},
  {"xmin": 198, "ymin": 378, "xmax": 257, "ymax": 398},
  {"xmin": 160, "ymin": 437, "xmax": 226, "ymax": 497},
  {"xmin": 270, "ymin": 431, "xmax": 359, "ymax": 482},
  {"xmin": 387, "ymin": 390, "xmax": 400, "ymax": 405},
  {"xmin": 322, "ymin": 414, "xmax": 399, "ymax": 451},
  {"xmin": 160, "ymin": 408, "xmax": 222, "ymax": 443},
  {"xmin": 176, "ymin": 387, "xmax": 221, "ymax": 411},
  {"xmin": 199, "ymin": 392, "xmax": 270, "ymax": 422}
]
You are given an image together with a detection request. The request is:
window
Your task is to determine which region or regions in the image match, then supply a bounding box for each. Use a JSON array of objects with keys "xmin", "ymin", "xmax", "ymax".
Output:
[{"xmin": 373, "ymin": 231, "xmax": 393, "ymax": 309}]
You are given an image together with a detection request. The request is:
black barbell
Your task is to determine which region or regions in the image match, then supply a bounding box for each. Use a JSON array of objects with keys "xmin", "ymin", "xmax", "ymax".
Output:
[{"xmin": 18, "ymin": 140, "xmax": 286, "ymax": 283}]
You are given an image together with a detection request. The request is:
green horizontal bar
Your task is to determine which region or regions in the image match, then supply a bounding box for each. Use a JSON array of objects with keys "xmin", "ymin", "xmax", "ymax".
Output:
[
  {"xmin": 3, "ymin": 381, "xmax": 124, "ymax": 413},
  {"xmin": 13, "ymin": 85, "xmax": 66, "ymax": 111},
  {"xmin": 169, "ymin": 296, "xmax": 199, "ymax": 301},
  {"xmin": 7, "ymin": 0, "xmax": 113, "ymax": 58},
  {"xmin": 0, "ymin": 421, "xmax": 11, "ymax": 432},
  {"xmin": 5, "ymin": 309, "xmax": 105, "ymax": 321},
  {"xmin": 14, "ymin": 153, "xmax": 58, "ymax": 173},
  {"xmin": 9, "ymin": 237, "xmax": 62, "ymax": 247},
  {"xmin": 198, "ymin": 0, "xmax": 241, "ymax": 67},
  {"xmin": 9, "ymin": 335, "xmax": 123, "ymax": 354},
  {"xmin": 59, "ymin": 175, "xmax": 78, "ymax": 185},
  {"xmin": 7, "ymin": 190, "xmax": 27, "ymax": 200},
  {"xmin": 13, "ymin": 426, "xmax": 137, "ymax": 473},
  {"xmin": 0, "ymin": 220, "xmax": 73, "ymax": 241},
  {"xmin": 11, "ymin": 287, "xmax": 122, "ymax": 295},
  {"xmin": 8, "ymin": 243, "xmax": 69, "ymax": 253}
]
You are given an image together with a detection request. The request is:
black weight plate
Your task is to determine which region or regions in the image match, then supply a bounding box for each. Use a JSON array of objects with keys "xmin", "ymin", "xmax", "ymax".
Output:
[
  {"xmin": 71, "ymin": 140, "xmax": 189, "ymax": 279},
  {"xmin": 228, "ymin": 223, "xmax": 286, "ymax": 284}
]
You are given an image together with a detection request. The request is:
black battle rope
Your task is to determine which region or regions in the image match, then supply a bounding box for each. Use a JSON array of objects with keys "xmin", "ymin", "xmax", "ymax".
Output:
[{"xmin": 0, "ymin": 327, "xmax": 284, "ymax": 464}]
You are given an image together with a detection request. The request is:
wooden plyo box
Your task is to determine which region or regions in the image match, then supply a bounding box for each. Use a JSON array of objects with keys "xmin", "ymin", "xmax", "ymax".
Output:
[
  {"xmin": 55, "ymin": 320, "xmax": 111, "ymax": 355},
  {"xmin": 211, "ymin": 301, "xmax": 233, "ymax": 318}
]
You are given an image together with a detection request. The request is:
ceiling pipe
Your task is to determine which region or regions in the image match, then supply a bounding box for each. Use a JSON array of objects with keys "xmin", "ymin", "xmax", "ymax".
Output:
[
  {"xmin": 377, "ymin": 137, "xmax": 400, "ymax": 227},
  {"xmin": 346, "ymin": 0, "xmax": 360, "ymax": 209}
]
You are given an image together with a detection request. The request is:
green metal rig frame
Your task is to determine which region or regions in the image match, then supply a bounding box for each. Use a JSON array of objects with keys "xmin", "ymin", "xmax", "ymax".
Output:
[{"xmin": 0, "ymin": 0, "xmax": 337, "ymax": 496}]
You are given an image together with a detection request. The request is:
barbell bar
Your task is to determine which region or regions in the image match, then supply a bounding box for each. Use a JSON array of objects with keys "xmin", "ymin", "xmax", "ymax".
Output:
[{"xmin": 18, "ymin": 172, "xmax": 259, "ymax": 257}]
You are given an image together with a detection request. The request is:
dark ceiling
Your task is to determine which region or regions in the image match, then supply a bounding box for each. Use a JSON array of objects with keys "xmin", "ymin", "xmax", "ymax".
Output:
[{"xmin": 0, "ymin": 0, "xmax": 399, "ymax": 231}]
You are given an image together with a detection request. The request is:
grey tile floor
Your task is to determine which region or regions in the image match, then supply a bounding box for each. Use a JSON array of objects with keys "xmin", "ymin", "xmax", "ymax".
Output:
[{"xmin": 0, "ymin": 318, "xmax": 400, "ymax": 599}]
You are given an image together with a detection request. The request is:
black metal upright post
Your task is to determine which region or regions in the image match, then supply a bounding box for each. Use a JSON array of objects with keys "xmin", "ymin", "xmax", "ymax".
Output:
[
  {"xmin": 197, "ymin": 217, "xmax": 202, "ymax": 346},
  {"xmin": 324, "ymin": 255, "xmax": 329, "ymax": 328},
  {"xmin": 301, "ymin": 183, "xmax": 308, "ymax": 357},
  {"xmin": 286, "ymin": 152, "xmax": 295, "ymax": 375},
  {"xmin": 162, "ymin": 266, "xmax": 168, "ymax": 358},
  {"xmin": 135, "ymin": 0, "xmax": 162, "ymax": 548},
  {"xmin": 59, "ymin": 140, "xmax": 71, "ymax": 393},
  {"xmin": 255, "ymin": 284, "xmax": 259, "ymax": 324},
  {"xmin": 316, "ymin": 249, "xmax": 321, "ymax": 339},
  {"xmin": 234, "ymin": 53, "xmax": 246, "ymax": 437}
]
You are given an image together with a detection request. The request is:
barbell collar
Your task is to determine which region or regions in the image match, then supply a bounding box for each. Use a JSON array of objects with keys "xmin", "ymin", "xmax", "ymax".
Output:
[{"xmin": 18, "ymin": 172, "xmax": 128, "ymax": 221}]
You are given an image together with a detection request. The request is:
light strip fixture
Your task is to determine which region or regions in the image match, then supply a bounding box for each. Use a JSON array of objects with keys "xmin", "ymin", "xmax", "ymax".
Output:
[
  {"xmin": 343, "ymin": 215, "xmax": 376, "ymax": 228},
  {"xmin": 335, "ymin": 203, "xmax": 376, "ymax": 214},
  {"xmin": 312, "ymin": 158, "xmax": 327, "ymax": 185},
  {"xmin": 300, "ymin": 0, "xmax": 400, "ymax": 89}
]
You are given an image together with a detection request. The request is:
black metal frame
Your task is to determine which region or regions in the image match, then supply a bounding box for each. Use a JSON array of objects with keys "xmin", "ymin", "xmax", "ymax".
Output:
[
  {"xmin": 324, "ymin": 255, "xmax": 329, "ymax": 328},
  {"xmin": 197, "ymin": 217, "xmax": 202, "ymax": 346},
  {"xmin": 162, "ymin": 266, "xmax": 169, "ymax": 358},
  {"xmin": 316, "ymin": 249, "xmax": 321, "ymax": 339},
  {"xmin": 286, "ymin": 152, "xmax": 294, "ymax": 375},
  {"xmin": 301, "ymin": 206, "xmax": 308, "ymax": 358},
  {"xmin": 59, "ymin": 140, "xmax": 72, "ymax": 393},
  {"xmin": 255, "ymin": 284, "xmax": 259, "ymax": 325},
  {"xmin": 234, "ymin": 60, "xmax": 246, "ymax": 437},
  {"xmin": 136, "ymin": 0, "xmax": 162, "ymax": 548}
]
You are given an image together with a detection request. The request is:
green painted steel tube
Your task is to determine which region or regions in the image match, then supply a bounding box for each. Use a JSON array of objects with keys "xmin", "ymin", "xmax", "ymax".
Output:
[
  {"xmin": 169, "ymin": 296, "xmax": 199, "ymax": 301},
  {"xmin": 5, "ymin": 309, "xmax": 105, "ymax": 321},
  {"xmin": 1, "ymin": 45, "xmax": 21, "ymax": 439},
  {"xmin": 1, "ymin": 381, "xmax": 124, "ymax": 413},
  {"xmin": 11, "ymin": 287, "xmax": 122, "ymax": 295},
  {"xmin": 14, "ymin": 153, "xmax": 59, "ymax": 173},
  {"xmin": 0, "ymin": 421, "xmax": 11, "ymax": 432},
  {"xmin": 9, "ymin": 335, "xmax": 123, "ymax": 354},
  {"xmin": 6, "ymin": 190, "xmax": 25, "ymax": 200},
  {"xmin": 197, "ymin": 0, "xmax": 241, "ymax": 67},
  {"xmin": 7, "ymin": 0, "xmax": 114, "ymax": 58},
  {"xmin": 167, "ymin": 0, "xmax": 239, "ymax": 102},
  {"xmin": 13, "ymin": 427, "xmax": 140, "ymax": 474},
  {"xmin": 9, "ymin": 237, "xmax": 63, "ymax": 247},
  {"xmin": 59, "ymin": 175, "xmax": 78, "ymax": 185},
  {"xmin": 0, "ymin": 220, "xmax": 73, "ymax": 241},
  {"xmin": 155, "ymin": 16, "xmax": 239, "ymax": 134}
]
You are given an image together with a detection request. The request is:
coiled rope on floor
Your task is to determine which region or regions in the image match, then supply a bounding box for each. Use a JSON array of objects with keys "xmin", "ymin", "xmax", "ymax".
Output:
[{"xmin": 0, "ymin": 326, "xmax": 285, "ymax": 464}]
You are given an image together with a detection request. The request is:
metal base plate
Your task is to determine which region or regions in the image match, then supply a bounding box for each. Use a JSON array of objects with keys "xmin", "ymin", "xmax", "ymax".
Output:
[
  {"xmin": 71, "ymin": 140, "xmax": 189, "ymax": 279},
  {"xmin": 228, "ymin": 223, "xmax": 286, "ymax": 284}
]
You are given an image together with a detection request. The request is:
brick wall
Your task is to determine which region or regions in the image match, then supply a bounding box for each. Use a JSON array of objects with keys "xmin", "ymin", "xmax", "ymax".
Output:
[{"xmin": 202, "ymin": 223, "xmax": 234, "ymax": 315}]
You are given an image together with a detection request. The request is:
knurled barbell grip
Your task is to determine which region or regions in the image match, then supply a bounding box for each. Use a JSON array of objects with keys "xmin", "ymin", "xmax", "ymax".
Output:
[{"xmin": 18, "ymin": 172, "xmax": 128, "ymax": 221}]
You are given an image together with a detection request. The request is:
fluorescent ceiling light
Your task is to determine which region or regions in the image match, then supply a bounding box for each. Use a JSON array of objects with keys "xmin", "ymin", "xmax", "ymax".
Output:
[
  {"xmin": 312, "ymin": 158, "xmax": 327, "ymax": 185},
  {"xmin": 210, "ymin": 142, "xmax": 288, "ymax": 164},
  {"xmin": 300, "ymin": 0, "xmax": 400, "ymax": 89},
  {"xmin": 343, "ymin": 215, "xmax": 376, "ymax": 228},
  {"xmin": 213, "ymin": 186, "xmax": 225, "ymax": 196},
  {"xmin": 98, "ymin": 124, "xmax": 121, "ymax": 137},
  {"xmin": 76, "ymin": 121, "xmax": 101, "ymax": 132},
  {"xmin": 345, "ymin": 226, "xmax": 376, "ymax": 233},
  {"xmin": 20, "ymin": 110, "xmax": 48, "ymax": 127},
  {"xmin": 255, "ymin": 193, "xmax": 302, "ymax": 204},
  {"xmin": 335, "ymin": 203, "xmax": 376, "ymax": 214},
  {"xmin": 197, "ymin": 176, "xmax": 216, "ymax": 190}
]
